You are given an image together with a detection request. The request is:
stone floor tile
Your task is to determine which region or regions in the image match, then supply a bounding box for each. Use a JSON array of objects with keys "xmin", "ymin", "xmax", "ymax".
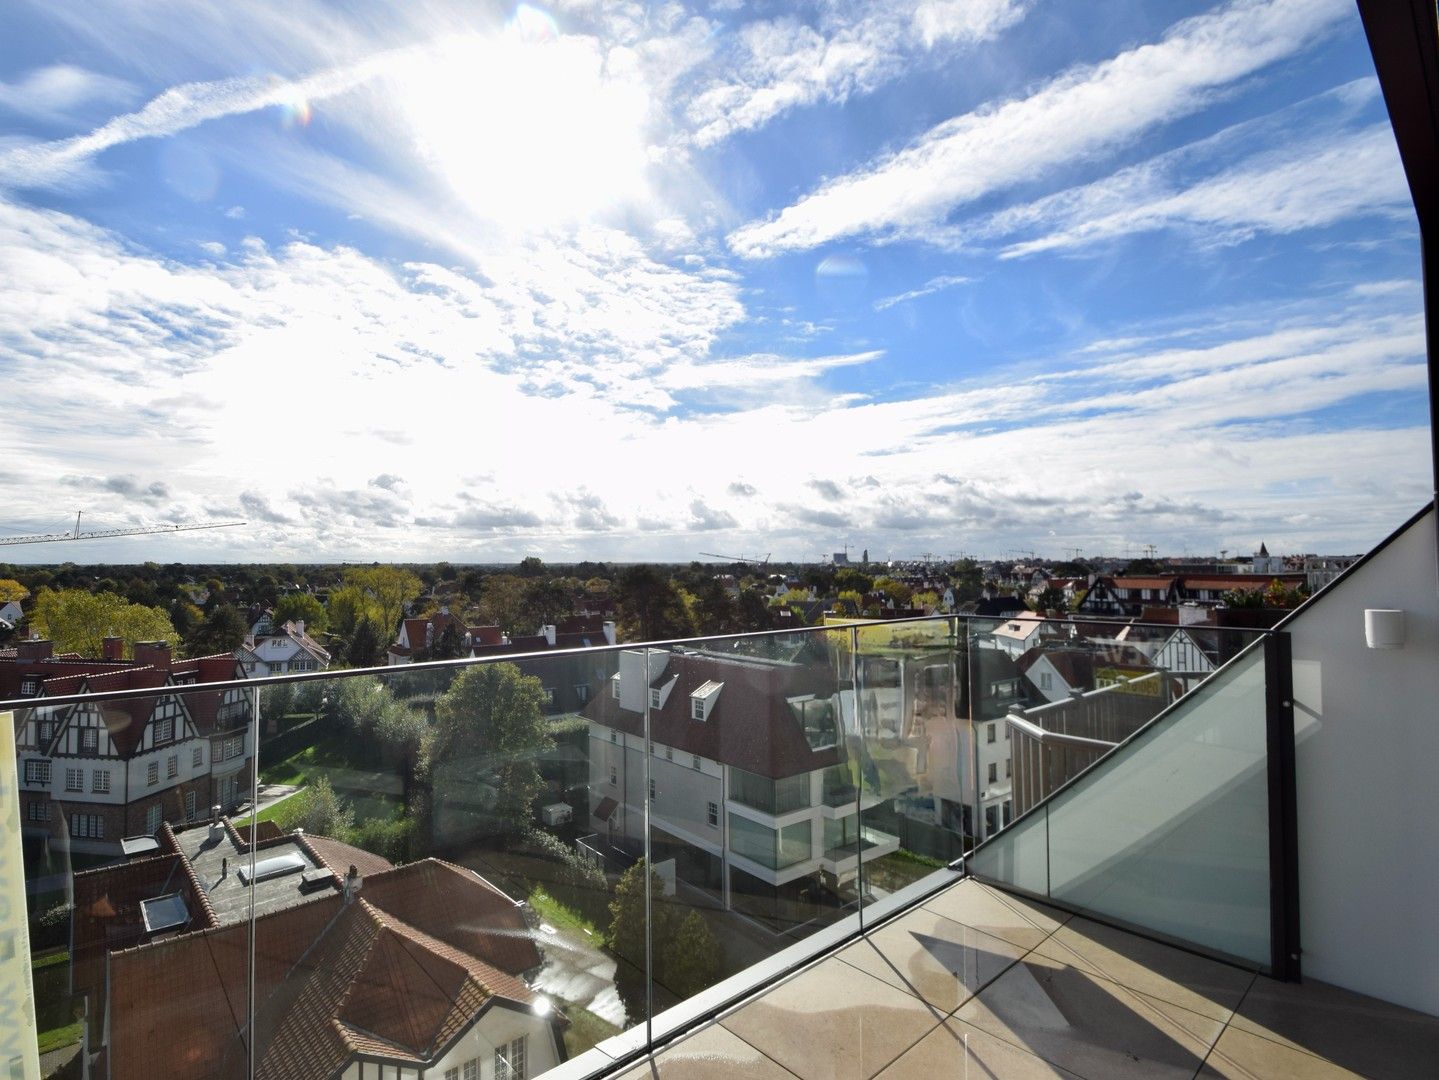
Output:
[
  {"xmin": 719, "ymin": 956, "xmax": 944, "ymax": 1079},
  {"xmin": 612, "ymin": 1023, "xmax": 798, "ymax": 1080},
  {"xmin": 922, "ymin": 880, "xmax": 1069, "ymax": 951},
  {"xmin": 1229, "ymin": 974, "xmax": 1439, "ymax": 1080},
  {"xmin": 1197, "ymin": 1025, "xmax": 1373, "ymax": 1079},
  {"xmin": 1032, "ymin": 916, "xmax": 1254, "ymax": 1021},
  {"xmin": 839, "ymin": 905, "xmax": 1027, "ymax": 1012},
  {"xmin": 955, "ymin": 952, "xmax": 1225, "ymax": 1080},
  {"xmin": 875, "ymin": 1017, "xmax": 1085, "ymax": 1079}
]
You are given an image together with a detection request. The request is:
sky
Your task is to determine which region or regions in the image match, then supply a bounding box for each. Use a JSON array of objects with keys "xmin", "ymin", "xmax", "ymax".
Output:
[{"xmin": 0, "ymin": 0, "xmax": 1428, "ymax": 564}]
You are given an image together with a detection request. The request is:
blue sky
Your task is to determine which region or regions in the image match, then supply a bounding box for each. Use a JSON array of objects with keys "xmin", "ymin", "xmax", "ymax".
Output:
[{"xmin": 0, "ymin": 0, "xmax": 1427, "ymax": 563}]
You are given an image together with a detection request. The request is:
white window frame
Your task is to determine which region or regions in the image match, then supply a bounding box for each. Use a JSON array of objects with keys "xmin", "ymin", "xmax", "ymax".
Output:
[
  {"xmin": 80, "ymin": 728, "xmax": 98, "ymax": 754},
  {"xmin": 707, "ymin": 801, "xmax": 718, "ymax": 827},
  {"xmin": 92, "ymin": 770, "xmax": 110, "ymax": 794},
  {"xmin": 24, "ymin": 760, "xmax": 50, "ymax": 784},
  {"xmin": 147, "ymin": 761, "xmax": 159, "ymax": 786},
  {"xmin": 193, "ymin": 746, "xmax": 204, "ymax": 769},
  {"xmin": 146, "ymin": 803, "xmax": 162, "ymax": 835},
  {"xmin": 64, "ymin": 768, "xmax": 83, "ymax": 793},
  {"xmin": 167, "ymin": 754, "xmax": 179, "ymax": 779}
]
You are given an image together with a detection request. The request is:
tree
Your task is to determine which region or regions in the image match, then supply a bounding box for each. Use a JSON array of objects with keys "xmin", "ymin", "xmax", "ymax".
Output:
[
  {"xmin": 479, "ymin": 575, "xmax": 528, "ymax": 636},
  {"xmin": 1032, "ymin": 587, "xmax": 1066, "ymax": 612},
  {"xmin": 607, "ymin": 861, "xmax": 723, "ymax": 1022},
  {"xmin": 516, "ymin": 556, "xmax": 546, "ymax": 578},
  {"xmin": 273, "ymin": 593, "xmax": 328, "ymax": 634},
  {"xmin": 345, "ymin": 617, "xmax": 384, "ymax": 667},
  {"xmin": 617, "ymin": 566, "xmax": 696, "ymax": 642},
  {"xmin": 0, "ymin": 579, "xmax": 29, "ymax": 604},
  {"xmin": 693, "ymin": 578, "xmax": 736, "ymax": 635},
  {"xmin": 734, "ymin": 589, "xmax": 776, "ymax": 633},
  {"xmin": 432, "ymin": 663, "xmax": 552, "ymax": 839},
  {"xmin": 185, "ymin": 604, "xmax": 247, "ymax": 657},
  {"xmin": 299, "ymin": 776, "xmax": 354, "ymax": 837},
  {"xmin": 327, "ymin": 585, "xmax": 380, "ymax": 641},
  {"xmin": 32, "ymin": 588, "xmax": 176, "ymax": 656},
  {"xmin": 834, "ymin": 590, "xmax": 865, "ymax": 616},
  {"xmin": 522, "ymin": 578, "xmax": 571, "ymax": 627},
  {"xmin": 343, "ymin": 567, "xmax": 422, "ymax": 638},
  {"xmin": 873, "ymin": 577, "xmax": 913, "ymax": 606},
  {"xmin": 834, "ymin": 569, "xmax": 874, "ymax": 595}
]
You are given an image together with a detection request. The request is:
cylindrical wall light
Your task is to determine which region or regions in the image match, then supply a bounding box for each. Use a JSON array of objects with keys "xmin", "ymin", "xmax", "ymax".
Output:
[{"xmin": 1364, "ymin": 608, "xmax": 1405, "ymax": 650}]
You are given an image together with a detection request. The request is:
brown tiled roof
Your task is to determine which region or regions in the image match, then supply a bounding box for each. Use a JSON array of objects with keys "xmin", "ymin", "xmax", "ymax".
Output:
[
  {"xmin": 1112, "ymin": 577, "xmax": 1179, "ymax": 590},
  {"xmin": 303, "ymin": 833, "xmax": 395, "ymax": 880},
  {"xmin": 359, "ymin": 859, "xmax": 541, "ymax": 976},
  {"xmin": 104, "ymin": 855, "xmax": 543, "ymax": 1080},
  {"xmin": 581, "ymin": 651, "xmax": 840, "ymax": 780}
]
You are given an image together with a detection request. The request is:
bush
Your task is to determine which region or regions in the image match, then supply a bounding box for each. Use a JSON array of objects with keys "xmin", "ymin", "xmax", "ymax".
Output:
[
  {"xmin": 347, "ymin": 816, "xmax": 416, "ymax": 865},
  {"xmin": 29, "ymin": 903, "xmax": 70, "ymax": 951}
]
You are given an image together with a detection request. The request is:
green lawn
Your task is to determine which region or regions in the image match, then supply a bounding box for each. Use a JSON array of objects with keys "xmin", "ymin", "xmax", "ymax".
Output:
[
  {"xmin": 32, "ymin": 951, "xmax": 80, "ymax": 1055},
  {"xmin": 560, "ymin": 1005, "xmax": 621, "ymax": 1058},
  {"xmin": 37, "ymin": 1019, "xmax": 82, "ymax": 1056},
  {"xmin": 528, "ymin": 887, "xmax": 601, "ymax": 938}
]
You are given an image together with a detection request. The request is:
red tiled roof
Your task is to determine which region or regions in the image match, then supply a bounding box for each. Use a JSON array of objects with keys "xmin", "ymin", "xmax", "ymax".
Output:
[
  {"xmin": 582, "ymin": 651, "xmax": 840, "ymax": 780},
  {"xmin": 303, "ymin": 833, "xmax": 395, "ymax": 880}
]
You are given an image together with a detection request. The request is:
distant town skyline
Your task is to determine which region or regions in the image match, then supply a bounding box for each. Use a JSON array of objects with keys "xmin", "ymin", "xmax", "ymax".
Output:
[{"xmin": 0, "ymin": 0, "xmax": 1428, "ymax": 563}]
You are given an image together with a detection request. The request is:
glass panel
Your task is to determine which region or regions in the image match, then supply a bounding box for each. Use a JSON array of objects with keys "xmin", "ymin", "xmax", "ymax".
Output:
[
  {"xmin": 642, "ymin": 626, "xmax": 856, "ymax": 1022},
  {"xmin": 8, "ymin": 666, "xmax": 261, "ymax": 1080},
  {"xmin": 971, "ymin": 641, "xmax": 1273, "ymax": 968},
  {"xmin": 241, "ymin": 648, "xmax": 626, "ymax": 1076},
  {"xmin": 967, "ymin": 804, "xmax": 1048, "ymax": 896},
  {"xmin": 972, "ymin": 615, "xmax": 1268, "ymax": 836},
  {"xmin": 1046, "ymin": 644, "xmax": 1272, "ymax": 965},
  {"xmin": 852, "ymin": 616, "xmax": 966, "ymax": 913}
]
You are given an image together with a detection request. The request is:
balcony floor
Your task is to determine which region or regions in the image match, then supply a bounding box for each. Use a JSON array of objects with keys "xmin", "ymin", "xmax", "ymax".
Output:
[{"xmin": 611, "ymin": 879, "xmax": 1439, "ymax": 1079}]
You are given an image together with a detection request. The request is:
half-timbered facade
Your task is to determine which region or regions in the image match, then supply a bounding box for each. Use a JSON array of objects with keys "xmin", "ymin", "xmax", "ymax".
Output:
[{"xmin": 5, "ymin": 638, "xmax": 251, "ymax": 853}]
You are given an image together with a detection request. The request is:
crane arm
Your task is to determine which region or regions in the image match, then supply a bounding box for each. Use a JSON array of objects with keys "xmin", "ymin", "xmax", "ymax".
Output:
[{"xmin": 0, "ymin": 521, "xmax": 246, "ymax": 547}]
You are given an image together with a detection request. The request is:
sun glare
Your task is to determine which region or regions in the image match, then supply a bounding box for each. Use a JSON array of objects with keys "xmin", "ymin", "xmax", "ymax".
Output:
[{"xmin": 391, "ymin": 16, "xmax": 652, "ymax": 229}]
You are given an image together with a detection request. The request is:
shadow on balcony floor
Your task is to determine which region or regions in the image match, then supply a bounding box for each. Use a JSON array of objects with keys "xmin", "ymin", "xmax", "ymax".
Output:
[{"xmin": 608, "ymin": 878, "xmax": 1439, "ymax": 1079}]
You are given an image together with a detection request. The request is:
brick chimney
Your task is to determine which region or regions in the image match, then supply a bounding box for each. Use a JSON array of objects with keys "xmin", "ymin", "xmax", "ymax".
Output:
[
  {"xmin": 102, "ymin": 636, "xmax": 125, "ymax": 661},
  {"xmin": 132, "ymin": 641, "xmax": 172, "ymax": 671},
  {"xmin": 16, "ymin": 639, "xmax": 53, "ymax": 661}
]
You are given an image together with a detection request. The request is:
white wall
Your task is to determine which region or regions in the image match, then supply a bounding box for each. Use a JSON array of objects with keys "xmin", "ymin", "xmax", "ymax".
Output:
[{"xmin": 1285, "ymin": 505, "xmax": 1439, "ymax": 1016}]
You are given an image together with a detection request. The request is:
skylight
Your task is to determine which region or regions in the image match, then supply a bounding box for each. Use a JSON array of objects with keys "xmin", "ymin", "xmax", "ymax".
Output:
[
  {"xmin": 236, "ymin": 852, "xmax": 308, "ymax": 885},
  {"xmin": 140, "ymin": 893, "xmax": 189, "ymax": 933}
]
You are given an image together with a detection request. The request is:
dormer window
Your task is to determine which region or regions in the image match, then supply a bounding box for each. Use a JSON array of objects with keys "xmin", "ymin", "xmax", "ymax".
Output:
[
  {"xmin": 20, "ymin": 678, "xmax": 38, "ymax": 695},
  {"xmin": 691, "ymin": 698, "xmax": 705, "ymax": 721},
  {"xmin": 689, "ymin": 680, "xmax": 723, "ymax": 722},
  {"xmin": 649, "ymin": 689, "xmax": 661, "ymax": 709}
]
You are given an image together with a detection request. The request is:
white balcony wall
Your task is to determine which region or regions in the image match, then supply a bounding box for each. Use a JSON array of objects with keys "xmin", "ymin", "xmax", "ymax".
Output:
[{"xmin": 1285, "ymin": 504, "xmax": 1439, "ymax": 1017}]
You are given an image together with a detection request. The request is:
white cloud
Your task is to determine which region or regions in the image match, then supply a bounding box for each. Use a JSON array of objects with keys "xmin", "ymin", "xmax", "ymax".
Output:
[
  {"xmin": 0, "ymin": 64, "xmax": 137, "ymax": 123},
  {"xmin": 728, "ymin": 0, "xmax": 1351, "ymax": 257},
  {"xmin": 684, "ymin": 0, "xmax": 1026, "ymax": 147},
  {"xmin": 874, "ymin": 274, "xmax": 971, "ymax": 310},
  {"xmin": 981, "ymin": 123, "xmax": 1407, "ymax": 258}
]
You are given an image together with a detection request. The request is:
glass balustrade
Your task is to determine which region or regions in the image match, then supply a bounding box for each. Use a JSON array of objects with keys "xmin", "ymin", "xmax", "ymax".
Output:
[{"xmin": 0, "ymin": 613, "xmax": 1287, "ymax": 1077}]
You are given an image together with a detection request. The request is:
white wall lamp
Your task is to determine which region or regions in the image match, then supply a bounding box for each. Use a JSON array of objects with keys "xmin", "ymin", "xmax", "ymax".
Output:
[{"xmin": 1364, "ymin": 608, "xmax": 1406, "ymax": 650}]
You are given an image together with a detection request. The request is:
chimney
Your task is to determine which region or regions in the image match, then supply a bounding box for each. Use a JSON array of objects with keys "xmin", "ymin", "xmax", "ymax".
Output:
[
  {"xmin": 541, "ymin": 624, "xmax": 557, "ymax": 647},
  {"xmin": 133, "ymin": 641, "xmax": 172, "ymax": 671},
  {"xmin": 208, "ymin": 807, "xmax": 225, "ymax": 843},
  {"xmin": 343, "ymin": 864, "xmax": 361, "ymax": 903},
  {"xmin": 294, "ymin": 620, "xmax": 304, "ymax": 635},
  {"xmin": 602, "ymin": 621, "xmax": 617, "ymax": 646},
  {"xmin": 102, "ymin": 636, "xmax": 124, "ymax": 661},
  {"xmin": 16, "ymin": 639, "xmax": 53, "ymax": 661}
]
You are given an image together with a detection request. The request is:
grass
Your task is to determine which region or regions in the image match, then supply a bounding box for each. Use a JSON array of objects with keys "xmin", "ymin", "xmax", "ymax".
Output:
[
  {"xmin": 36, "ymin": 1019, "xmax": 82, "ymax": 1056},
  {"xmin": 560, "ymin": 1005, "xmax": 622, "ymax": 1058},
  {"xmin": 235, "ymin": 788, "xmax": 310, "ymax": 829},
  {"xmin": 31, "ymin": 949, "xmax": 68, "ymax": 972},
  {"xmin": 528, "ymin": 887, "xmax": 601, "ymax": 938}
]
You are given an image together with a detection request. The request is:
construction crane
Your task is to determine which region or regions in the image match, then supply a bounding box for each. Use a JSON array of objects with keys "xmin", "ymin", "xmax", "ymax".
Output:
[
  {"xmin": 698, "ymin": 551, "xmax": 771, "ymax": 566},
  {"xmin": 0, "ymin": 512, "xmax": 246, "ymax": 547}
]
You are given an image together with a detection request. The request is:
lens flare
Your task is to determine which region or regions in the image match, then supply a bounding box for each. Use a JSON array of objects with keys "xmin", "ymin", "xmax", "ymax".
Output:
[
  {"xmin": 267, "ymin": 76, "xmax": 313, "ymax": 128},
  {"xmin": 509, "ymin": 3, "xmax": 559, "ymax": 44}
]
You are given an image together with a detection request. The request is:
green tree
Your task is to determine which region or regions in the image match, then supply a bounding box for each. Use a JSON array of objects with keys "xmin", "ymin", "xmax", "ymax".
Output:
[
  {"xmin": 185, "ymin": 604, "xmax": 247, "ymax": 657},
  {"xmin": 617, "ymin": 566, "xmax": 696, "ymax": 642},
  {"xmin": 344, "ymin": 567, "xmax": 422, "ymax": 638},
  {"xmin": 873, "ymin": 577, "xmax": 913, "ymax": 606},
  {"xmin": 693, "ymin": 578, "xmax": 736, "ymax": 635},
  {"xmin": 522, "ymin": 578, "xmax": 571, "ymax": 627},
  {"xmin": 0, "ymin": 579, "xmax": 28, "ymax": 604},
  {"xmin": 606, "ymin": 861, "xmax": 723, "ymax": 1022},
  {"xmin": 1032, "ymin": 587, "xmax": 1066, "ymax": 612},
  {"xmin": 734, "ymin": 588, "xmax": 776, "ymax": 633},
  {"xmin": 32, "ymin": 588, "xmax": 176, "ymax": 656},
  {"xmin": 834, "ymin": 569, "xmax": 874, "ymax": 595},
  {"xmin": 480, "ymin": 574, "xmax": 529, "ymax": 636},
  {"xmin": 299, "ymin": 776, "xmax": 354, "ymax": 837},
  {"xmin": 345, "ymin": 617, "xmax": 384, "ymax": 667},
  {"xmin": 432, "ymin": 663, "xmax": 552, "ymax": 840},
  {"xmin": 666, "ymin": 910, "xmax": 723, "ymax": 998},
  {"xmin": 273, "ymin": 593, "xmax": 328, "ymax": 634},
  {"xmin": 327, "ymin": 585, "xmax": 380, "ymax": 641},
  {"xmin": 516, "ymin": 556, "xmax": 546, "ymax": 578},
  {"xmin": 834, "ymin": 590, "xmax": 865, "ymax": 616}
]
